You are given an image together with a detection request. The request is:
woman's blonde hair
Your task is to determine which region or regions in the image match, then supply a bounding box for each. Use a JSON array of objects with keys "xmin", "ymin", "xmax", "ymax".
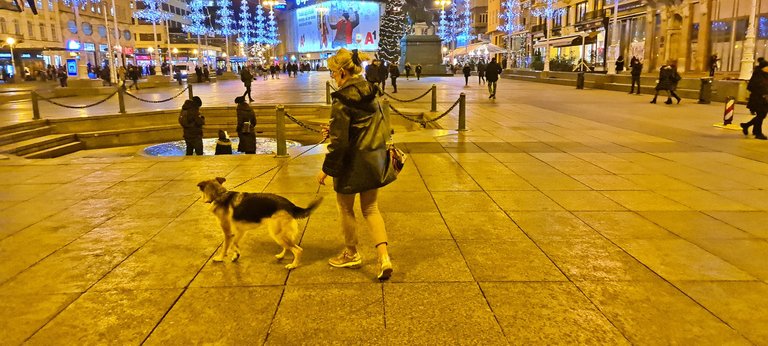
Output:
[{"xmin": 327, "ymin": 48, "xmax": 371, "ymax": 76}]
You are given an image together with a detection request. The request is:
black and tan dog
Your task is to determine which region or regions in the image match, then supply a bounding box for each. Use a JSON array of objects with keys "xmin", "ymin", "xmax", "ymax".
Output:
[{"xmin": 197, "ymin": 177, "xmax": 322, "ymax": 269}]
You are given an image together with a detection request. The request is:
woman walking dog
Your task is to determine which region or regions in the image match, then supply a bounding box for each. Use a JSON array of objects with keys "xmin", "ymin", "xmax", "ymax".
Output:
[{"xmin": 316, "ymin": 48, "xmax": 396, "ymax": 280}]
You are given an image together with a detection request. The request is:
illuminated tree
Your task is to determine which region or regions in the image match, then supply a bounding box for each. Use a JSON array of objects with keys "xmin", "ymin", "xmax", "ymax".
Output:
[
  {"xmin": 238, "ymin": 0, "xmax": 252, "ymax": 49},
  {"xmin": 134, "ymin": 0, "xmax": 172, "ymax": 71},
  {"xmin": 531, "ymin": 0, "xmax": 564, "ymax": 71},
  {"xmin": 183, "ymin": 0, "xmax": 208, "ymax": 63},
  {"xmin": 499, "ymin": 0, "xmax": 523, "ymax": 68},
  {"xmin": 379, "ymin": 0, "xmax": 407, "ymax": 63},
  {"xmin": 216, "ymin": 0, "xmax": 236, "ymax": 67}
]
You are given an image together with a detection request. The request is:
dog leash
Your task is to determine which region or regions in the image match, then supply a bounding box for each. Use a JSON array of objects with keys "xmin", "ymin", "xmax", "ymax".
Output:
[{"xmin": 231, "ymin": 137, "xmax": 328, "ymax": 190}]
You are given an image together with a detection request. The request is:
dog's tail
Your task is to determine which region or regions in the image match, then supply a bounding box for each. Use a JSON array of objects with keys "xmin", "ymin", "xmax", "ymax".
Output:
[{"xmin": 291, "ymin": 196, "xmax": 323, "ymax": 219}]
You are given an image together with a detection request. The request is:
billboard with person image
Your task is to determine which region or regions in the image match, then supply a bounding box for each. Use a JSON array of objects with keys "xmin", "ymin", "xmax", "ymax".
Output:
[{"xmin": 293, "ymin": 1, "xmax": 381, "ymax": 53}]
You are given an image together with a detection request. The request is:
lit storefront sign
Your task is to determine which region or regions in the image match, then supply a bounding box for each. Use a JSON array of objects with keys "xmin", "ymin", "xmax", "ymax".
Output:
[
  {"xmin": 66, "ymin": 40, "xmax": 81, "ymax": 50},
  {"xmin": 99, "ymin": 44, "xmax": 109, "ymax": 52},
  {"xmin": 84, "ymin": 43, "xmax": 96, "ymax": 52}
]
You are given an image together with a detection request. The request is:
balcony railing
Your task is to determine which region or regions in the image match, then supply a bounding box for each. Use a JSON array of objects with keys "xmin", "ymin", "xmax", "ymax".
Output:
[{"xmin": 531, "ymin": 23, "xmax": 547, "ymax": 33}]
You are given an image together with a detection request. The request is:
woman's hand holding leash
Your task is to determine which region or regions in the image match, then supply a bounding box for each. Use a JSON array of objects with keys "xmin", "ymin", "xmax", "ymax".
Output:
[{"xmin": 316, "ymin": 171, "xmax": 328, "ymax": 185}]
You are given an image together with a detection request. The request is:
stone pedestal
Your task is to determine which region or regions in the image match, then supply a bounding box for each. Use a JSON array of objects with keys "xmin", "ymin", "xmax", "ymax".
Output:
[
  {"xmin": 401, "ymin": 35, "xmax": 450, "ymax": 76},
  {"xmin": 147, "ymin": 75, "xmax": 173, "ymax": 84},
  {"xmin": 67, "ymin": 78, "xmax": 104, "ymax": 89}
]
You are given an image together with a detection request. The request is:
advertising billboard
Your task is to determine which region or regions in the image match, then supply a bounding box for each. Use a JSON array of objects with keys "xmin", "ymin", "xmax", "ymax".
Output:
[{"xmin": 294, "ymin": 1, "xmax": 380, "ymax": 53}]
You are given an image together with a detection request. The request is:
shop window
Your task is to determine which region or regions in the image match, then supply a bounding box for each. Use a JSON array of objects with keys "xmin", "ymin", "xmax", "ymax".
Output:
[
  {"xmin": 13, "ymin": 19, "xmax": 19, "ymax": 35},
  {"xmin": 711, "ymin": 21, "xmax": 731, "ymax": 42},
  {"xmin": 0, "ymin": 18, "xmax": 5, "ymax": 34},
  {"xmin": 735, "ymin": 18, "xmax": 748, "ymax": 41},
  {"xmin": 50, "ymin": 24, "xmax": 56, "ymax": 39},
  {"xmin": 67, "ymin": 20, "xmax": 77, "ymax": 34},
  {"xmin": 97, "ymin": 25, "xmax": 107, "ymax": 38},
  {"xmin": 759, "ymin": 17, "xmax": 768, "ymax": 39},
  {"xmin": 82, "ymin": 22, "xmax": 93, "ymax": 36},
  {"xmin": 39, "ymin": 23, "xmax": 46, "ymax": 40},
  {"xmin": 27, "ymin": 22, "xmax": 33, "ymax": 38}
]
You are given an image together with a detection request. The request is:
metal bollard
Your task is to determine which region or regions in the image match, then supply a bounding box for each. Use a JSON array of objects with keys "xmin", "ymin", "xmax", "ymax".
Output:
[
  {"xmin": 117, "ymin": 88, "xmax": 126, "ymax": 114},
  {"xmin": 325, "ymin": 81, "xmax": 331, "ymax": 105},
  {"xmin": 275, "ymin": 105, "xmax": 289, "ymax": 158},
  {"xmin": 431, "ymin": 84, "xmax": 437, "ymax": 112},
  {"xmin": 31, "ymin": 92, "xmax": 40, "ymax": 120},
  {"xmin": 188, "ymin": 83, "xmax": 194, "ymax": 100},
  {"xmin": 458, "ymin": 93, "xmax": 466, "ymax": 131}
]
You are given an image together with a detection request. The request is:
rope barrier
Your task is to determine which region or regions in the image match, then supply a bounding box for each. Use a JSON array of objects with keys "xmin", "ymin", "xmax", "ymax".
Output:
[
  {"xmin": 382, "ymin": 87, "xmax": 432, "ymax": 103},
  {"xmin": 389, "ymin": 97, "xmax": 462, "ymax": 127},
  {"xmin": 125, "ymin": 86, "xmax": 189, "ymax": 103},
  {"xmin": 36, "ymin": 90, "xmax": 119, "ymax": 109},
  {"xmin": 284, "ymin": 111, "xmax": 324, "ymax": 133}
]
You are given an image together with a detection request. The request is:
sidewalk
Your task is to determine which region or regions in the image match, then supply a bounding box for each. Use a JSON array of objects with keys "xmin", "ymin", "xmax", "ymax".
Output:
[{"xmin": 0, "ymin": 76, "xmax": 767, "ymax": 344}]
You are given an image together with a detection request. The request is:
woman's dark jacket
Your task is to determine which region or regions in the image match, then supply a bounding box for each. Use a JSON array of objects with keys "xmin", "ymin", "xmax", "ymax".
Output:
[
  {"xmin": 322, "ymin": 76, "xmax": 395, "ymax": 194},
  {"xmin": 485, "ymin": 61, "xmax": 502, "ymax": 82},
  {"xmin": 215, "ymin": 139, "xmax": 233, "ymax": 155},
  {"xmin": 236, "ymin": 102, "xmax": 257, "ymax": 153},
  {"xmin": 462, "ymin": 65, "xmax": 471, "ymax": 77},
  {"xmin": 747, "ymin": 68, "xmax": 768, "ymax": 113},
  {"xmin": 655, "ymin": 65, "xmax": 680, "ymax": 91},
  {"xmin": 179, "ymin": 100, "xmax": 205, "ymax": 138},
  {"xmin": 630, "ymin": 60, "xmax": 643, "ymax": 77},
  {"xmin": 389, "ymin": 64, "xmax": 400, "ymax": 78}
]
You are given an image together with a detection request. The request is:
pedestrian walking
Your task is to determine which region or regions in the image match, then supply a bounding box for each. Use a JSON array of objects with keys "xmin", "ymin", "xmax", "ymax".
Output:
[
  {"xmin": 317, "ymin": 48, "xmax": 395, "ymax": 281},
  {"xmin": 117, "ymin": 65, "xmax": 126, "ymax": 89},
  {"xmin": 57, "ymin": 66, "xmax": 68, "ymax": 87},
  {"xmin": 236, "ymin": 96, "xmax": 257, "ymax": 153},
  {"xmin": 485, "ymin": 58, "xmax": 502, "ymax": 99},
  {"xmin": 203, "ymin": 65, "xmax": 210, "ymax": 82},
  {"xmin": 215, "ymin": 130, "xmax": 233, "ymax": 155},
  {"xmin": 240, "ymin": 66, "xmax": 254, "ymax": 102},
  {"xmin": 415, "ymin": 64, "xmax": 422, "ymax": 80},
  {"xmin": 650, "ymin": 61, "xmax": 681, "ymax": 104},
  {"xmin": 174, "ymin": 66, "xmax": 183, "ymax": 85},
  {"xmin": 462, "ymin": 64, "xmax": 471, "ymax": 86},
  {"xmin": 195, "ymin": 65, "xmax": 203, "ymax": 83},
  {"xmin": 404, "ymin": 62, "xmax": 412, "ymax": 80},
  {"xmin": 709, "ymin": 54, "xmax": 720, "ymax": 77},
  {"xmin": 477, "ymin": 61, "xmax": 486, "ymax": 84},
  {"xmin": 378, "ymin": 60, "xmax": 389, "ymax": 91},
  {"xmin": 629, "ymin": 56, "xmax": 643, "ymax": 94},
  {"xmin": 388, "ymin": 60, "xmax": 400, "ymax": 93},
  {"xmin": 128, "ymin": 65, "xmax": 140, "ymax": 90},
  {"xmin": 179, "ymin": 96, "xmax": 205, "ymax": 155},
  {"xmin": 742, "ymin": 59, "xmax": 768, "ymax": 140}
]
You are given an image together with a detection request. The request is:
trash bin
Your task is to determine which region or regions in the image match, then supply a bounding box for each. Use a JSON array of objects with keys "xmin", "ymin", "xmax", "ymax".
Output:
[
  {"xmin": 699, "ymin": 77, "xmax": 713, "ymax": 104},
  {"xmin": 576, "ymin": 72, "xmax": 585, "ymax": 89}
]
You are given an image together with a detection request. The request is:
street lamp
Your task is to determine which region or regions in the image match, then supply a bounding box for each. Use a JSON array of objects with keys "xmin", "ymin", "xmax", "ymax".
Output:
[
  {"xmin": 172, "ymin": 47, "xmax": 178, "ymax": 66},
  {"xmin": 4, "ymin": 37, "xmax": 18, "ymax": 82},
  {"xmin": 148, "ymin": 46, "xmax": 155, "ymax": 72}
]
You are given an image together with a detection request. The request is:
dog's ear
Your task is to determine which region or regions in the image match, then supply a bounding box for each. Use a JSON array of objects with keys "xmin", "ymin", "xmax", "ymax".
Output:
[
  {"xmin": 197, "ymin": 181, "xmax": 207, "ymax": 191},
  {"xmin": 215, "ymin": 177, "xmax": 226, "ymax": 185}
]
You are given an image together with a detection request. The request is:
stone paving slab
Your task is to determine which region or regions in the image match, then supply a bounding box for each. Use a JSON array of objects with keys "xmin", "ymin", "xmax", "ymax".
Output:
[{"xmin": 1, "ymin": 76, "xmax": 767, "ymax": 344}]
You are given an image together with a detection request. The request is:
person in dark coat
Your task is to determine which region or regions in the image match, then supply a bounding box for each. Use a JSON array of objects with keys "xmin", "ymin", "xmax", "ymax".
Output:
[
  {"xmin": 215, "ymin": 130, "xmax": 233, "ymax": 155},
  {"xmin": 128, "ymin": 66, "xmax": 140, "ymax": 90},
  {"xmin": 485, "ymin": 58, "xmax": 503, "ymax": 99},
  {"xmin": 629, "ymin": 56, "xmax": 643, "ymax": 94},
  {"xmin": 365, "ymin": 59, "xmax": 380, "ymax": 85},
  {"xmin": 650, "ymin": 61, "xmax": 681, "ymax": 104},
  {"xmin": 195, "ymin": 65, "xmax": 203, "ymax": 83},
  {"xmin": 316, "ymin": 48, "xmax": 394, "ymax": 281},
  {"xmin": 235, "ymin": 96, "xmax": 257, "ymax": 153},
  {"xmin": 477, "ymin": 61, "xmax": 486, "ymax": 84},
  {"xmin": 462, "ymin": 64, "xmax": 471, "ymax": 86},
  {"xmin": 709, "ymin": 54, "xmax": 719, "ymax": 77},
  {"xmin": 415, "ymin": 64, "xmax": 422, "ymax": 80},
  {"xmin": 240, "ymin": 66, "xmax": 254, "ymax": 102},
  {"xmin": 615, "ymin": 55, "xmax": 625, "ymax": 73},
  {"xmin": 378, "ymin": 60, "xmax": 389, "ymax": 91},
  {"xmin": 203, "ymin": 65, "xmax": 210, "ymax": 81},
  {"xmin": 742, "ymin": 59, "xmax": 768, "ymax": 140},
  {"xmin": 388, "ymin": 61, "xmax": 400, "ymax": 93},
  {"xmin": 179, "ymin": 97, "xmax": 205, "ymax": 155},
  {"xmin": 57, "ymin": 66, "xmax": 68, "ymax": 87},
  {"xmin": 404, "ymin": 62, "xmax": 412, "ymax": 80}
]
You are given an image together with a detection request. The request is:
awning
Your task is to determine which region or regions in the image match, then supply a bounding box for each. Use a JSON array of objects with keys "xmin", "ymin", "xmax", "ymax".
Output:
[
  {"xmin": 450, "ymin": 43, "xmax": 506, "ymax": 57},
  {"xmin": 533, "ymin": 32, "xmax": 598, "ymax": 48}
]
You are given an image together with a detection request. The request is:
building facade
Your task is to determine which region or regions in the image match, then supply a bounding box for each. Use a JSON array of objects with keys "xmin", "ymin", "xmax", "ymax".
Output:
[
  {"xmin": 487, "ymin": 0, "xmax": 768, "ymax": 75},
  {"xmin": 0, "ymin": 0, "xmax": 65, "ymax": 79}
]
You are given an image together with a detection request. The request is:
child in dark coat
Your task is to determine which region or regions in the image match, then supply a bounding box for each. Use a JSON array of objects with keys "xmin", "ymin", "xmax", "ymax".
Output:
[{"xmin": 215, "ymin": 130, "xmax": 233, "ymax": 155}]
